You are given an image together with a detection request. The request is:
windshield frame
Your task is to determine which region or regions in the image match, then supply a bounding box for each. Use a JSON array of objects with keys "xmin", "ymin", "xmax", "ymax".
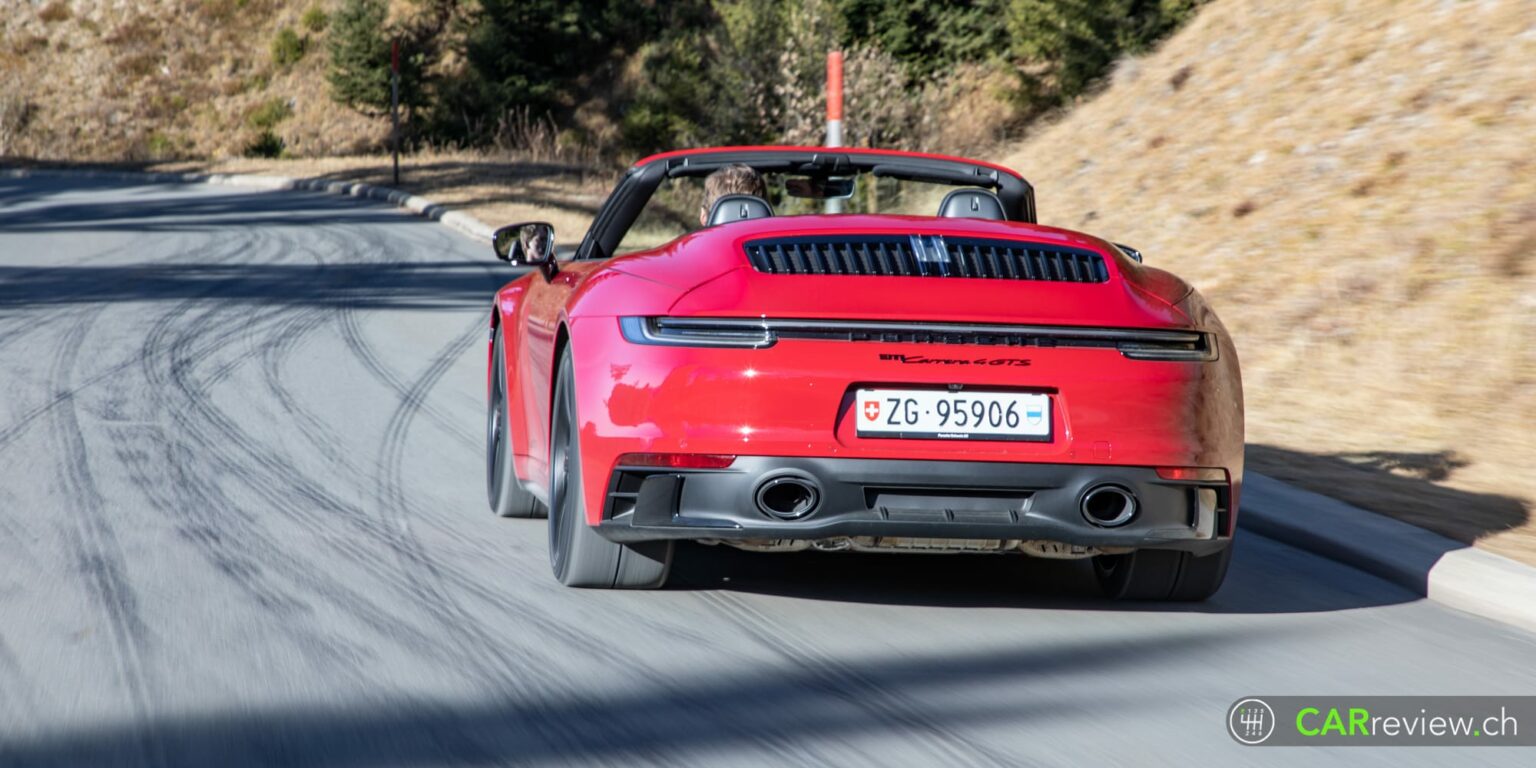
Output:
[{"xmin": 575, "ymin": 148, "xmax": 1036, "ymax": 261}]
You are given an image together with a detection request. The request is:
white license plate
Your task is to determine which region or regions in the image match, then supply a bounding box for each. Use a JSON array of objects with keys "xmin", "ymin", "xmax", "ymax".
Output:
[{"xmin": 854, "ymin": 389, "xmax": 1051, "ymax": 441}]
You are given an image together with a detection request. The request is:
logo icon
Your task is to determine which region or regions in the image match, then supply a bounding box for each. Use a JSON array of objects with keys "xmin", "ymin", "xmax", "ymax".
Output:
[
  {"xmin": 1228, "ymin": 698, "xmax": 1276, "ymax": 745},
  {"xmin": 1025, "ymin": 406, "xmax": 1043, "ymax": 425},
  {"xmin": 863, "ymin": 401, "xmax": 880, "ymax": 421},
  {"xmin": 908, "ymin": 235, "xmax": 951, "ymax": 276}
]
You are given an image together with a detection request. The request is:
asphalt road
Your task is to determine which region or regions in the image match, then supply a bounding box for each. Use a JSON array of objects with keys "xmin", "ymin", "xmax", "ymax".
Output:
[{"xmin": 1, "ymin": 174, "xmax": 1533, "ymax": 767}]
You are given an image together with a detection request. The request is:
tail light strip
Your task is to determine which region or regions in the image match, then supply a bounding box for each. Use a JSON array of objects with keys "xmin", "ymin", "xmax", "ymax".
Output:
[{"xmin": 619, "ymin": 317, "xmax": 1217, "ymax": 361}]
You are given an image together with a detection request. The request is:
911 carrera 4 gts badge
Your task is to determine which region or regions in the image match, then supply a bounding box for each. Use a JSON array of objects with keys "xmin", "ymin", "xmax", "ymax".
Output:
[{"xmin": 879, "ymin": 353, "xmax": 1032, "ymax": 367}]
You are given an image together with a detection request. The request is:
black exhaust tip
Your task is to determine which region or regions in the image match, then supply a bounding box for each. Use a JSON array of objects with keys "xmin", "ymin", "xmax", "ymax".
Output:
[
  {"xmin": 1081, "ymin": 484, "xmax": 1137, "ymax": 527},
  {"xmin": 755, "ymin": 476, "xmax": 820, "ymax": 520}
]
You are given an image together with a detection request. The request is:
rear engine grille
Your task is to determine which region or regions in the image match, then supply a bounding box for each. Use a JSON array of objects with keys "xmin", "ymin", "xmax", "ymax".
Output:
[{"xmin": 744, "ymin": 236, "xmax": 1108, "ymax": 283}]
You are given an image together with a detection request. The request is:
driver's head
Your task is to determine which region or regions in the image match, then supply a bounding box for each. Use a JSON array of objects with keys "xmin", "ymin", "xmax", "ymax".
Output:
[
  {"xmin": 699, "ymin": 164, "xmax": 767, "ymax": 226},
  {"xmin": 520, "ymin": 227, "xmax": 548, "ymax": 260}
]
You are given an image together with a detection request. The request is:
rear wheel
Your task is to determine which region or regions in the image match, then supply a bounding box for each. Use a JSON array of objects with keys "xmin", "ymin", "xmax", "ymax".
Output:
[
  {"xmin": 487, "ymin": 327, "xmax": 543, "ymax": 518},
  {"xmin": 548, "ymin": 348, "xmax": 672, "ymax": 589},
  {"xmin": 1093, "ymin": 545, "xmax": 1232, "ymax": 601}
]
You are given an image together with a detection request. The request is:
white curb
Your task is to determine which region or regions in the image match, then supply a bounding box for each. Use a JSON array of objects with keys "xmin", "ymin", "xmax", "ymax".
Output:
[
  {"xmin": 1242, "ymin": 472, "xmax": 1536, "ymax": 635},
  {"xmin": 0, "ymin": 166, "xmax": 497, "ymax": 242}
]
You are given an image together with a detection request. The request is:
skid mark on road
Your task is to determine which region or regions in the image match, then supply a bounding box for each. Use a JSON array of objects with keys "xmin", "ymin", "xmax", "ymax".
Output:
[
  {"xmin": 47, "ymin": 314, "xmax": 166, "ymax": 768},
  {"xmin": 122, "ymin": 241, "xmax": 456, "ymax": 671},
  {"xmin": 337, "ymin": 220, "xmax": 487, "ymax": 450},
  {"xmin": 698, "ymin": 591, "xmax": 1021, "ymax": 767}
]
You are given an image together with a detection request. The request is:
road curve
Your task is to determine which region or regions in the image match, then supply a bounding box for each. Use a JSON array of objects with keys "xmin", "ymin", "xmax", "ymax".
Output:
[{"xmin": 0, "ymin": 175, "xmax": 1532, "ymax": 767}]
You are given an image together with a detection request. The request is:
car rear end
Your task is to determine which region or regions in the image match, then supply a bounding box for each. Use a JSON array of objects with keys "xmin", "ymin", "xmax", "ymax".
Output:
[{"xmin": 566, "ymin": 217, "xmax": 1243, "ymax": 572}]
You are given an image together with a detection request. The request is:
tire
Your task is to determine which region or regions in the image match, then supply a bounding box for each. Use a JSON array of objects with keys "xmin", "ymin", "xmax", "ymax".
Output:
[
  {"xmin": 547, "ymin": 347, "xmax": 672, "ymax": 589},
  {"xmin": 1093, "ymin": 544, "xmax": 1232, "ymax": 602},
  {"xmin": 487, "ymin": 327, "xmax": 543, "ymax": 518}
]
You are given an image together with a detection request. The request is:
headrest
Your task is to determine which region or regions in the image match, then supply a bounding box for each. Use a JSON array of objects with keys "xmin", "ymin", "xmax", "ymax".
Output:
[
  {"xmin": 937, "ymin": 188, "xmax": 1007, "ymax": 220},
  {"xmin": 707, "ymin": 194, "xmax": 774, "ymax": 226}
]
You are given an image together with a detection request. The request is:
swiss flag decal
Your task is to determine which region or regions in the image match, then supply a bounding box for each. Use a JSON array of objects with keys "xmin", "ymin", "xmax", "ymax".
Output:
[{"xmin": 863, "ymin": 400, "xmax": 880, "ymax": 421}]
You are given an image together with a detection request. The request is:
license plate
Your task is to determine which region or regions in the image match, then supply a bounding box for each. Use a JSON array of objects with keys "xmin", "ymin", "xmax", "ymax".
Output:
[{"xmin": 854, "ymin": 389, "xmax": 1051, "ymax": 441}]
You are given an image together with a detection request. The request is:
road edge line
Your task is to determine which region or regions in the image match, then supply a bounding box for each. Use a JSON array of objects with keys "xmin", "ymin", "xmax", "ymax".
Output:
[{"xmin": 1242, "ymin": 472, "xmax": 1536, "ymax": 635}]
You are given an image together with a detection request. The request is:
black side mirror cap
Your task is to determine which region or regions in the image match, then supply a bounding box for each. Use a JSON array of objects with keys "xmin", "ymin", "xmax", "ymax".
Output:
[{"xmin": 1114, "ymin": 243, "xmax": 1144, "ymax": 263}]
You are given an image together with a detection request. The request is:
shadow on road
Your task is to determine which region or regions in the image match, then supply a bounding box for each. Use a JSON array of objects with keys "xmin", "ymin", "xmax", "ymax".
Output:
[
  {"xmin": 0, "ymin": 628, "xmax": 1249, "ymax": 766},
  {"xmin": 1245, "ymin": 443, "xmax": 1528, "ymax": 550},
  {"xmin": 0, "ymin": 173, "xmax": 527, "ymax": 310},
  {"xmin": 665, "ymin": 530, "xmax": 1418, "ymax": 615},
  {"xmin": 0, "ymin": 259, "xmax": 514, "ymax": 310},
  {"xmin": 0, "ymin": 179, "xmax": 416, "ymax": 233},
  {"xmin": 0, "ymin": 163, "xmax": 601, "ymax": 233}
]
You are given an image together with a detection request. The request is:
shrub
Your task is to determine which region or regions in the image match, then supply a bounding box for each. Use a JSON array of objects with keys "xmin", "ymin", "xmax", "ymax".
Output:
[
  {"xmin": 244, "ymin": 130, "xmax": 285, "ymax": 158},
  {"xmin": 837, "ymin": 0, "xmax": 1010, "ymax": 78},
  {"xmin": 146, "ymin": 132, "xmax": 177, "ymax": 159},
  {"xmin": 468, "ymin": 0, "xmax": 662, "ymax": 128},
  {"xmin": 104, "ymin": 15, "xmax": 157, "ymax": 47},
  {"xmin": 271, "ymin": 27, "xmax": 306, "ymax": 67},
  {"xmin": 0, "ymin": 88, "xmax": 35, "ymax": 155},
  {"xmin": 618, "ymin": 0, "xmax": 785, "ymax": 153},
  {"xmin": 246, "ymin": 97, "xmax": 292, "ymax": 130},
  {"xmin": 197, "ymin": 0, "xmax": 251, "ymax": 25},
  {"xmin": 326, "ymin": 0, "xmax": 397, "ymax": 114},
  {"xmin": 301, "ymin": 6, "xmax": 330, "ymax": 33},
  {"xmin": 38, "ymin": 2, "xmax": 71, "ymax": 24},
  {"xmin": 118, "ymin": 52, "xmax": 159, "ymax": 79},
  {"xmin": 1006, "ymin": 0, "xmax": 1207, "ymax": 112}
]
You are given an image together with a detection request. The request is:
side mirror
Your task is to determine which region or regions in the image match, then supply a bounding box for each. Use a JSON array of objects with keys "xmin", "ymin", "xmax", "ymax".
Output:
[
  {"xmin": 1114, "ymin": 243, "xmax": 1144, "ymax": 263},
  {"xmin": 492, "ymin": 222, "xmax": 556, "ymax": 266}
]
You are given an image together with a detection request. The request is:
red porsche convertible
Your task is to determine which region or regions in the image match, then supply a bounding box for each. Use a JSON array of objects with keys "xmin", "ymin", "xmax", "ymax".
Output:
[{"xmin": 485, "ymin": 147, "xmax": 1243, "ymax": 599}]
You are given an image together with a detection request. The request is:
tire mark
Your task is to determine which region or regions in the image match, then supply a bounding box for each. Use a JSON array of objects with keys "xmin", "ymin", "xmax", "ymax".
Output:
[
  {"xmin": 0, "ymin": 236, "xmax": 257, "ymax": 453},
  {"xmin": 47, "ymin": 314, "xmax": 166, "ymax": 768},
  {"xmin": 105, "ymin": 229, "xmax": 453, "ymax": 676},
  {"xmin": 113, "ymin": 228, "xmax": 577, "ymax": 688},
  {"xmin": 363, "ymin": 311, "xmax": 834, "ymax": 766},
  {"xmin": 698, "ymin": 591, "xmax": 1020, "ymax": 767},
  {"xmin": 122, "ymin": 241, "xmax": 447, "ymax": 663}
]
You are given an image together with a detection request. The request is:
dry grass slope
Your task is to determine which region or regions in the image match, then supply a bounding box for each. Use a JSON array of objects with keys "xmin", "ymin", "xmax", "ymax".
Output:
[
  {"xmin": 0, "ymin": 0, "xmax": 386, "ymax": 161},
  {"xmin": 1006, "ymin": 0, "xmax": 1536, "ymax": 560}
]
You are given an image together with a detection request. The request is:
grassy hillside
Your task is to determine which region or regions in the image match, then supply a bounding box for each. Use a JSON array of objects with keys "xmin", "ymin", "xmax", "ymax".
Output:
[
  {"xmin": 1005, "ymin": 0, "xmax": 1536, "ymax": 558},
  {"xmin": 0, "ymin": 1, "xmax": 385, "ymax": 160}
]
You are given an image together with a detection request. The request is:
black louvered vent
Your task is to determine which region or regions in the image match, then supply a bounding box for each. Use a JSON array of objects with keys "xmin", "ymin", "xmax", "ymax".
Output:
[{"xmin": 743, "ymin": 236, "xmax": 1109, "ymax": 283}]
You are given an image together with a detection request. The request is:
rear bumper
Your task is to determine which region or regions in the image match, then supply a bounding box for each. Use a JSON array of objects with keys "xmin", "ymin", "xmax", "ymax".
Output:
[
  {"xmin": 597, "ymin": 456, "xmax": 1233, "ymax": 555},
  {"xmin": 565, "ymin": 315, "xmax": 1245, "ymax": 527}
]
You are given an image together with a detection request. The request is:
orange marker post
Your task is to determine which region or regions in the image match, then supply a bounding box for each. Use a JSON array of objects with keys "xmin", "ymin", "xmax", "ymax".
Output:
[
  {"xmin": 826, "ymin": 51, "xmax": 844, "ymax": 148},
  {"xmin": 826, "ymin": 51, "xmax": 844, "ymax": 213}
]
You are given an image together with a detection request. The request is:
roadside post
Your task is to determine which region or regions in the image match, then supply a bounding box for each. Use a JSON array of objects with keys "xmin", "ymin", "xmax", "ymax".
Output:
[
  {"xmin": 391, "ymin": 38, "xmax": 401, "ymax": 186},
  {"xmin": 826, "ymin": 50, "xmax": 844, "ymax": 214}
]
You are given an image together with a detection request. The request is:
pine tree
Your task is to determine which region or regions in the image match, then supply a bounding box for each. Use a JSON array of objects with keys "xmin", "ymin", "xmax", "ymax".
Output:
[{"xmin": 326, "ymin": 0, "xmax": 397, "ymax": 115}]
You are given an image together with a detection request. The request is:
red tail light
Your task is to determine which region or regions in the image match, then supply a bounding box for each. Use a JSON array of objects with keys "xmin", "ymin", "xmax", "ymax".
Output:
[
  {"xmin": 1156, "ymin": 467, "xmax": 1228, "ymax": 482},
  {"xmin": 616, "ymin": 453, "xmax": 738, "ymax": 469}
]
